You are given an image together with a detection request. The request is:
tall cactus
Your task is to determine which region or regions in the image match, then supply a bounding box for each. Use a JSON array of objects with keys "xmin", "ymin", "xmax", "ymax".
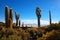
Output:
[
  {"xmin": 36, "ymin": 7, "xmax": 41, "ymax": 28},
  {"xmin": 5, "ymin": 5, "xmax": 9, "ymax": 28},
  {"xmin": 15, "ymin": 12, "xmax": 19, "ymax": 26},
  {"xmin": 49, "ymin": 10, "xmax": 52, "ymax": 26},
  {"xmin": 9, "ymin": 8, "xmax": 13, "ymax": 29}
]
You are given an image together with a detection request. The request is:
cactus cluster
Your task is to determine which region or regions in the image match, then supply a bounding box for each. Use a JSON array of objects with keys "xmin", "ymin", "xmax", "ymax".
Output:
[
  {"xmin": 5, "ymin": 5, "xmax": 52, "ymax": 28},
  {"xmin": 5, "ymin": 6, "xmax": 13, "ymax": 29}
]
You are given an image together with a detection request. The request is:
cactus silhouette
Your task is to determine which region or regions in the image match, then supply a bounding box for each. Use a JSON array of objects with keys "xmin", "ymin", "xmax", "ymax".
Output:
[
  {"xmin": 36, "ymin": 7, "xmax": 41, "ymax": 28},
  {"xmin": 49, "ymin": 10, "xmax": 52, "ymax": 26},
  {"xmin": 15, "ymin": 12, "xmax": 19, "ymax": 26},
  {"xmin": 5, "ymin": 6, "xmax": 9, "ymax": 28}
]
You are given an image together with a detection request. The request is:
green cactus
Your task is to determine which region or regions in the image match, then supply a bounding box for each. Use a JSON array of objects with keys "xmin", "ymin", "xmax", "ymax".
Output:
[{"xmin": 36, "ymin": 7, "xmax": 41, "ymax": 28}]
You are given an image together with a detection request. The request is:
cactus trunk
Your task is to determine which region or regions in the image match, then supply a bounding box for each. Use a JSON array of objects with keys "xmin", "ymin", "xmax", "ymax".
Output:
[
  {"xmin": 38, "ymin": 17, "xmax": 40, "ymax": 27},
  {"xmin": 9, "ymin": 8, "xmax": 13, "ymax": 29}
]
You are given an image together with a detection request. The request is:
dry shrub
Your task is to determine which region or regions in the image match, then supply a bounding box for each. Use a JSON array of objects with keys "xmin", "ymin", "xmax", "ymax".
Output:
[{"xmin": 38, "ymin": 30, "xmax": 60, "ymax": 40}]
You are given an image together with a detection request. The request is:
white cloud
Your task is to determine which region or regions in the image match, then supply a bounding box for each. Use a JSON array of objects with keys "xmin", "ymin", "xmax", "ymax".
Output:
[
  {"xmin": 52, "ymin": 21, "xmax": 58, "ymax": 23},
  {"xmin": 21, "ymin": 19, "xmax": 49, "ymax": 26},
  {"xmin": 20, "ymin": 19, "xmax": 59, "ymax": 27}
]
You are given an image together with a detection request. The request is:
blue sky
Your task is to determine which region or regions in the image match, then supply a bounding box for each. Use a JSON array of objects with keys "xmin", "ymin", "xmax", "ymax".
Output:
[{"xmin": 0, "ymin": 0, "xmax": 60, "ymax": 26}]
